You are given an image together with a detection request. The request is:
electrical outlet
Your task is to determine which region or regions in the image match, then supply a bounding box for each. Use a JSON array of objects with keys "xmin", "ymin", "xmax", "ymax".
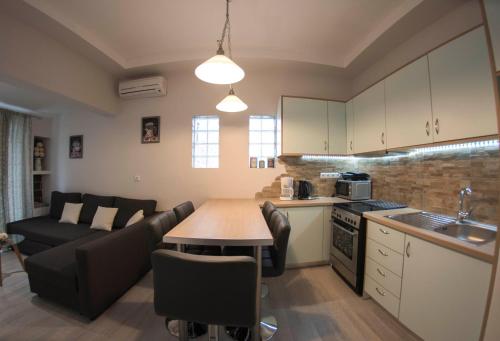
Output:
[
  {"xmin": 320, "ymin": 172, "xmax": 341, "ymax": 179},
  {"xmin": 133, "ymin": 175, "xmax": 141, "ymax": 182}
]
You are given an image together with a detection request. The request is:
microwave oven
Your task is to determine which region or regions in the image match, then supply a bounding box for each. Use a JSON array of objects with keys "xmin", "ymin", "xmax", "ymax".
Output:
[{"xmin": 335, "ymin": 180, "xmax": 371, "ymax": 200}]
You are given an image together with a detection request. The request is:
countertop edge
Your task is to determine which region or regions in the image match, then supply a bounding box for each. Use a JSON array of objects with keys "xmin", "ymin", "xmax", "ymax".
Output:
[
  {"xmin": 257, "ymin": 197, "xmax": 349, "ymax": 208},
  {"xmin": 364, "ymin": 211, "xmax": 495, "ymax": 264}
]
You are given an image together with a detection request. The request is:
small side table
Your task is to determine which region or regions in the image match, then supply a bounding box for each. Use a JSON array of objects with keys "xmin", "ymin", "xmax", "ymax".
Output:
[{"xmin": 0, "ymin": 234, "xmax": 25, "ymax": 286}]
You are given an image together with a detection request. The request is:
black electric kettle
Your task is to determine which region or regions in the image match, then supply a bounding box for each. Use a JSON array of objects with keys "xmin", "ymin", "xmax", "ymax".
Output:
[{"xmin": 297, "ymin": 180, "xmax": 313, "ymax": 199}]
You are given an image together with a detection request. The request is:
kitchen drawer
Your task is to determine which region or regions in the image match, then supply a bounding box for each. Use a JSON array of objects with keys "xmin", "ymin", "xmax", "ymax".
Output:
[
  {"xmin": 365, "ymin": 257, "xmax": 402, "ymax": 298},
  {"xmin": 367, "ymin": 220, "xmax": 405, "ymax": 254},
  {"xmin": 364, "ymin": 275, "xmax": 400, "ymax": 318},
  {"xmin": 366, "ymin": 239, "xmax": 404, "ymax": 276}
]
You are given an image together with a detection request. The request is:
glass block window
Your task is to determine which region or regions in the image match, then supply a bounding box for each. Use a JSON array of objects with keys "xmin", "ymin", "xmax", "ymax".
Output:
[
  {"xmin": 249, "ymin": 115, "xmax": 278, "ymax": 166},
  {"xmin": 192, "ymin": 115, "xmax": 219, "ymax": 168}
]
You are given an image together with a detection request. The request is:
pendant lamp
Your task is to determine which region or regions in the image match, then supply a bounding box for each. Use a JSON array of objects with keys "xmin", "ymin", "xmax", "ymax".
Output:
[
  {"xmin": 216, "ymin": 87, "xmax": 248, "ymax": 112},
  {"xmin": 195, "ymin": 0, "xmax": 245, "ymax": 85}
]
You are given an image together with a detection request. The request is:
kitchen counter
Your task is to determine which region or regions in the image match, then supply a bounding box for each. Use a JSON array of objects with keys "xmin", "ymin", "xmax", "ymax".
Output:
[
  {"xmin": 257, "ymin": 196, "xmax": 350, "ymax": 208},
  {"xmin": 363, "ymin": 208, "xmax": 496, "ymax": 263}
]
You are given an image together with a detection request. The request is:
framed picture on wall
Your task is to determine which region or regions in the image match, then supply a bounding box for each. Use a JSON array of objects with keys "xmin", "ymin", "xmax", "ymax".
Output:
[
  {"xmin": 69, "ymin": 135, "xmax": 83, "ymax": 159},
  {"xmin": 141, "ymin": 116, "xmax": 160, "ymax": 143}
]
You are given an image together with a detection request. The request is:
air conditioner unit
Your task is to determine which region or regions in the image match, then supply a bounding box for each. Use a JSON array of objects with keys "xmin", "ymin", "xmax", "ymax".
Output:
[{"xmin": 118, "ymin": 76, "xmax": 166, "ymax": 99}]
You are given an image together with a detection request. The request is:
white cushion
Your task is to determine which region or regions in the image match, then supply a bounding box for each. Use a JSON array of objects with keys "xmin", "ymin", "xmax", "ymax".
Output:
[
  {"xmin": 126, "ymin": 209, "xmax": 144, "ymax": 227},
  {"xmin": 91, "ymin": 206, "xmax": 119, "ymax": 231},
  {"xmin": 59, "ymin": 203, "xmax": 83, "ymax": 224}
]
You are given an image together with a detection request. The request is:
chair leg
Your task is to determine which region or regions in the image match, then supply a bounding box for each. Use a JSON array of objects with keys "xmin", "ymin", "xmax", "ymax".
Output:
[
  {"xmin": 208, "ymin": 325, "xmax": 220, "ymax": 341},
  {"xmin": 261, "ymin": 283, "xmax": 269, "ymax": 299},
  {"xmin": 225, "ymin": 326, "xmax": 251, "ymax": 341},
  {"xmin": 225, "ymin": 315, "xmax": 278, "ymax": 341},
  {"xmin": 165, "ymin": 319, "xmax": 208, "ymax": 339}
]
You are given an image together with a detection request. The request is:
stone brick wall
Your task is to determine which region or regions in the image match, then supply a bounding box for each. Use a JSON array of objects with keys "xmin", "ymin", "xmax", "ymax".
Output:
[{"xmin": 256, "ymin": 147, "xmax": 500, "ymax": 225}]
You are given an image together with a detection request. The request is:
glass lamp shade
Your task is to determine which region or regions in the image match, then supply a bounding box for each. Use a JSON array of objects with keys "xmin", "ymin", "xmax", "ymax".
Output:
[
  {"xmin": 195, "ymin": 54, "xmax": 245, "ymax": 85},
  {"xmin": 216, "ymin": 89, "xmax": 248, "ymax": 112}
]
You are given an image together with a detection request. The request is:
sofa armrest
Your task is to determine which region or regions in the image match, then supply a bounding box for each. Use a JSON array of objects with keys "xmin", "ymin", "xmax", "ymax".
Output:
[{"xmin": 75, "ymin": 219, "xmax": 152, "ymax": 319}]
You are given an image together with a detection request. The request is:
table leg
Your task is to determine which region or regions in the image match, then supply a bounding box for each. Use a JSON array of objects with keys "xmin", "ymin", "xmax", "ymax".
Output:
[
  {"xmin": 10, "ymin": 242, "xmax": 25, "ymax": 271},
  {"xmin": 253, "ymin": 246, "xmax": 262, "ymax": 341},
  {"xmin": 177, "ymin": 244, "xmax": 189, "ymax": 341}
]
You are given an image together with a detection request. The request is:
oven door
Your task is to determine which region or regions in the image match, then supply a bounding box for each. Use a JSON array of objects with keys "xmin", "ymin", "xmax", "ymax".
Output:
[{"xmin": 330, "ymin": 220, "xmax": 359, "ymax": 274}]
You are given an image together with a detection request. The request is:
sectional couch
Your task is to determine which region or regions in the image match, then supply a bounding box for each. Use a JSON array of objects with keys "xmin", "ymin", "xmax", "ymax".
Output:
[{"xmin": 7, "ymin": 191, "xmax": 174, "ymax": 319}]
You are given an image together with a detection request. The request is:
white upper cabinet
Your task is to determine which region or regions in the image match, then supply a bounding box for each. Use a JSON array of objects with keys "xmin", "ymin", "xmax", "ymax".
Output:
[
  {"xmin": 327, "ymin": 101, "xmax": 346, "ymax": 154},
  {"xmin": 484, "ymin": 0, "xmax": 500, "ymax": 72},
  {"xmin": 385, "ymin": 56, "xmax": 434, "ymax": 148},
  {"xmin": 346, "ymin": 100, "xmax": 354, "ymax": 154},
  {"xmin": 281, "ymin": 97, "xmax": 329, "ymax": 154},
  {"xmin": 428, "ymin": 27, "xmax": 498, "ymax": 142},
  {"xmin": 353, "ymin": 81, "xmax": 386, "ymax": 153},
  {"xmin": 399, "ymin": 235, "xmax": 491, "ymax": 341}
]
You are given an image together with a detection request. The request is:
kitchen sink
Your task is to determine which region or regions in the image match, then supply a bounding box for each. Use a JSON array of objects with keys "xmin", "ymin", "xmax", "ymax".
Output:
[
  {"xmin": 434, "ymin": 223, "xmax": 497, "ymax": 245},
  {"xmin": 386, "ymin": 212, "xmax": 497, "ymax": 245}
]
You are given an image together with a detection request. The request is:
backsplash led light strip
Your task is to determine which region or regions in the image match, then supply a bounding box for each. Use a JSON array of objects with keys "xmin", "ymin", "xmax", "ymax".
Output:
[
  {"xmin": 301, "ymin": 139, "xmax": 499, "ymax": 161},
  {"xmin": 411, "ymin": 139, "xmax": 499, "ymax": 154}
]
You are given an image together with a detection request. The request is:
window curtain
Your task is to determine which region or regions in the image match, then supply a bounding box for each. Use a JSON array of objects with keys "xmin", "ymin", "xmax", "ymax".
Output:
[{"xmin": 0, "ymin": 110, "xmax": 33, "ymax": 232}]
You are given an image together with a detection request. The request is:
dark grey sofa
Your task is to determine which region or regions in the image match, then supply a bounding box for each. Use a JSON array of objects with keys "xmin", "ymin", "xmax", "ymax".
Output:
[{"xmin": 6, "ymin": 191, "xmax": 169, "ymax": 320}]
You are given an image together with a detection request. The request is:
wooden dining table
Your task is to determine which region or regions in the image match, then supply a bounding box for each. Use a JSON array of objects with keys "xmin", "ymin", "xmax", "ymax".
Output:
[{"xmin": 163, "ymin": 199, "xmax": 273, "ymax": 341}]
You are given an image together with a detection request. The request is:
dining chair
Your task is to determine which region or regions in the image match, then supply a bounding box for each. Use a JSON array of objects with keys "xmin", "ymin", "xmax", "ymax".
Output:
[
  {"xmin": 227, "ymin": 210, "xmax": 291, "ymax": 340},
  {"xmin": 173, "ymin": 201, "xmax": 221, "ymax": 256},
  {"xmin": 152, "ymin": 249, "xmax": 257, "ymax": 341}
]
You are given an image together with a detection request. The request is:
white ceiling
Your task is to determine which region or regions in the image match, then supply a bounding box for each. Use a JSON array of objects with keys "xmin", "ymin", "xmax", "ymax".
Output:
[{"xmin": 24, "ymin": 0, "xmax": 425, "ymax": 69}]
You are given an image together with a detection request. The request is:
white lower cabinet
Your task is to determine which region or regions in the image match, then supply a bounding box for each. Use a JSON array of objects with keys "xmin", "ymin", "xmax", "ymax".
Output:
[
  {"xmin": 364, "ymin": 222, "xmax": 404, "ymax": 318},
  {"xmin": 399, "ymin": 235, "xmax": 491, "ymax": 341},
  {"xmin": 365, "ymin": 220, "xmax": 492, "ymax": 341},
  {"xmin": 364, "ymin": 275, "xmax": 401, "ymax": 318},
  {"xmin": 278, "ymin": 206, "xmax": 328, "ymax": 267}
]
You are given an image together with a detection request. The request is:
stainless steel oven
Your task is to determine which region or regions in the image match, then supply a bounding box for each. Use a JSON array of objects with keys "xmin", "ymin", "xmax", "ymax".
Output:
[
  {"xmin": 331, "ymin": 220, "xmax": 359, "ymax": 275},
  {"xmin": 330, "ymin": 201, "xmax": 407, "ymax": 295},
  {"xmin": 330, "ymin": 205, "xmax": 365, "ymax": 295}
]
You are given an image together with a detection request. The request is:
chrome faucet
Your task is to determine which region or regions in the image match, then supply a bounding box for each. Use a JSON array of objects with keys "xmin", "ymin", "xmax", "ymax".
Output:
[{"xmin": 457, "ymin": 186, "xmax": 472, "ymax": 223}]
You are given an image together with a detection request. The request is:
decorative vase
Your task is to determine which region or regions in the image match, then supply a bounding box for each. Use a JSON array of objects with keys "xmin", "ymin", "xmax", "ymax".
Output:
[{"xmin": 35, "ymin": 158, "xmax": 43, "ymax": 171}]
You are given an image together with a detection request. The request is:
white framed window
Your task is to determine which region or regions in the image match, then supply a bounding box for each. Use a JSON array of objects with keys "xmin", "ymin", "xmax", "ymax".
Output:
[
  {"xmin": 192, "ymin": 115, "xmax": 219, "ymax": 168},
  {"xmin": 249, "ymin": 115, "xmax": 278, "ymax": 167}
]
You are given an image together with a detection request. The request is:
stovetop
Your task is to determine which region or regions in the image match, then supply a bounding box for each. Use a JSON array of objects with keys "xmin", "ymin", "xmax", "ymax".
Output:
[{"xmin": 334, "ymin": 200, "xmax": 407, "ymax": 216}]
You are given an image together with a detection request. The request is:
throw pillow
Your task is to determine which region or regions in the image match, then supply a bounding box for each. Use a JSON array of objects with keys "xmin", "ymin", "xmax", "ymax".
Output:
[
  {"xmin": 59, "ymin": 203, "xmax": 84, "ymax": 224},
  {"xmin": 113, "ymin": 197, "xmax": 157, "ymax": 228},
  {"xmin": 91, "ymin": 206, "xmax": 119, "ymax": 231},
  {"xmin": 50, "ymin": 191, "xmax": 82, "ymax": 219},
  {"xmin": 79, "ymin": 194, "xmax": 115, "ymax": 224},
  {"xmin": 125, "ymin": 210, "xmax": 144, "ymax": 227}
]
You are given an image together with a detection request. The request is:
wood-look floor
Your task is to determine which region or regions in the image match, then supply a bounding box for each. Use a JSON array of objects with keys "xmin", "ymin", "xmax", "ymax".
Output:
[{"xmin": 0, "ymin": 251, "xmax": 420, "ymax": 341}]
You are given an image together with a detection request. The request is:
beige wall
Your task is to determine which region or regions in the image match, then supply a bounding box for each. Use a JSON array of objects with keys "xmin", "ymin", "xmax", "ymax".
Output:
[
  {"xmin": 351, "ymin": 0, "xmax": 483, "ymax": 96},
  {"xmin": 54, "ymin": 63, "xmax": 350, "ymax": 210},
  {"xmin": 0, "ymin": 11, "xmax": 118, "ymax": 115}
]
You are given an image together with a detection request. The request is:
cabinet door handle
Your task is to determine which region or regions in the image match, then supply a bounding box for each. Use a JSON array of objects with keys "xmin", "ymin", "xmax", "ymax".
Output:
[
  {"xmin": 375, "ymin": 287, "xmax": 386, "ymax": 296},
  {"xmin": 425, "ymin": 121, "xmax": 430, "ymax": 136},
  {"xmin": 379, "ymin": 228, "xmax": 390, "ymax": 235},
  {"xmin": 406, "ymin": 241, "xmax": 411, "ymax": 258},
  {"xmin": 377, "ymin": 268, "xmax": 386, "ymax": 277},
  {"xmin": 286, "ymin": 211, "xmax": 289, "ymax": 220},
  {"xmin": 350, "ymin": 140, "xmax": 353, "ymax": 151},
  {"xmin": 434, "ymin": 118, "xmax": 439, "ymax": 135},
  {"xmin": 324, "ymin": 140, "xmax": 328, "ymax": 151},
  {"xmin": 378, "ymin": 249, "xmax": 388, "ymax": 257},
  {"xmin": 381, "ymin": 132, "xmax": 385, "ymax": 145}
]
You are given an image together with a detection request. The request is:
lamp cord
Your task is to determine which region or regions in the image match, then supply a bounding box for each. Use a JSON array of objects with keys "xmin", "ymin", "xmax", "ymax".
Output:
[{"xmin": 217, "ymin": 0, "xmax": 232, "ymax": 58}]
